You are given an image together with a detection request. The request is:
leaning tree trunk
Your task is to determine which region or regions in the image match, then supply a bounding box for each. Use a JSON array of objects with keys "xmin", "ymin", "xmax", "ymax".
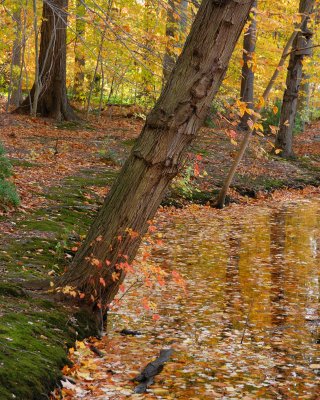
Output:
[
  {"xmin": 214, "ymin": 3, "xmax": 314, "ymax": 209},
  {"xmin": 14, "ymin": 0, "xmax": 76, "ymax": 120},
  {"xmin": 238, "ymin": 0, "xmax": 257, "ymax": 130},
  {"xmin": 59, "ymin": 0, "xmax": 254, "ymax": 319},
  {"xmin": 275, "ymin": 0, "xmax": 314, "ymax": 157}
]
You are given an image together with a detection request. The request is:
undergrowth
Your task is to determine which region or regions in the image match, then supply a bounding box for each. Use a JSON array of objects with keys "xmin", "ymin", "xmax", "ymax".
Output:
[{"xmin": 0, "ymin": 143, "xmax": 20, "ymax": 208}]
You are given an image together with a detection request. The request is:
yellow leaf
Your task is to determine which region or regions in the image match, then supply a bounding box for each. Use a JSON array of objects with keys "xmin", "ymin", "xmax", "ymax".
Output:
[
  {"xmin": 275, "ymin": 148, "xmax": 282, "ymax": 154},
  {"xmin": 230, "ymin": 138, "xmax": 237, "ymax": 146},
  {"xmin": 273, "ymin": 106, "xmax": 278, "ymax": 114},
  {"xmin": 257, "ymin": 96, "xmax": 265, "ymax": 109}
]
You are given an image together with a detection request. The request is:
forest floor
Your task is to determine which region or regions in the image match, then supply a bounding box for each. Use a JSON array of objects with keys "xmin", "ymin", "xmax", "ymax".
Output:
[{"xmin": 0, "ymin": 104, "xmax": 320, "ymax": 399}]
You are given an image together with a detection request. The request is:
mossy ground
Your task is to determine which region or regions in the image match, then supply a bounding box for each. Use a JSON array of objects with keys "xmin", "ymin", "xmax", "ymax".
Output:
[{"xmin": 0, "ymin": 166, "xmax": 117, "ymax": 399}]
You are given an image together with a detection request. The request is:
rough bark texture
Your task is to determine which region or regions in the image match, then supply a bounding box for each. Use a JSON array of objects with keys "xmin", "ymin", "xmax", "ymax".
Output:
[
  {"xmin": 59, "ymin": 0, "xmax": 254, "ymax": 314},
  {"xmin": 275, "ymin": 0, "xmax": 314, "ymax": 157},
  {"xmin": 239, "ymin": 0, "xmax": 257, "ymax": 130},
  {"xmin": 14, "ymin": 0, "xmax": 76, "ymax": 120}
]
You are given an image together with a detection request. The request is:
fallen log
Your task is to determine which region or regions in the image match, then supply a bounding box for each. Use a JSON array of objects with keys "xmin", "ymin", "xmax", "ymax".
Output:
[{"xmin": 133, "ymin": 348, "xmax": 173, "ymax": 393}]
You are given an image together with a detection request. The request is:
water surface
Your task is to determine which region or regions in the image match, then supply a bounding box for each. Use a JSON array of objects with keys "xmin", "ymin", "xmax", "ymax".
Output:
[{"xmin": 69, "ymin": 198, "xmax": 320, "ymax": 399}]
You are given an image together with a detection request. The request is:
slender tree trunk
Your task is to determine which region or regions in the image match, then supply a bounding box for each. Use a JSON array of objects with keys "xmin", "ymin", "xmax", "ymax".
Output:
[
  {"xmin": 31, "ymin": 0, "xmax": 41, "ymax": 117},
  {"xmin": 214, "ymin": 8, "xmax": 313, "ymax": 209},
  {"xmin": 297, "ymin": 72, "xmax": 311, "ymax": 132},
  {"xmin": 275, "ymin": 0, "xmax": 314, "ymax": 157},
  {"xmin": 73, "ymin": 0, "xmax": 86, "ymax": 99},
  {"xmin": 163, "ymin": 0, "xmax": 177, "ymax": 83},
  {"xmin": 163, "ymin": 0, "xmax": 189, "ymax": 84},
  {"xmin": 86, "ymin": 27, "xmax": 106, "ymax": 118},
  {"xmin": 14, "ymin": 0, "xmax": 77, "ymax": 120},
  {"xmin": 58, "ymin": 0, "xmax": 255, "ymax": 320},
  {"xmin": 7, "ymin": 8, "xmax": 22, "ymax": 108},
  {"xmin": 238, "ymin": 0, "xmax": 257, "ymax": 130},
  {"xmin": 98, "ymin": 59, "xmax": 105, "ymax": 117},
  {"xmin": 140, "ymin": 0, "xmax": 155, "ymax": 102}
]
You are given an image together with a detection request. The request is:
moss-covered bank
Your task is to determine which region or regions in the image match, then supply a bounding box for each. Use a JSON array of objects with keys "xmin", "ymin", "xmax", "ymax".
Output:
[{"xmin": 0, "ymin": 167, "xmax": 117, "ymax": 399}]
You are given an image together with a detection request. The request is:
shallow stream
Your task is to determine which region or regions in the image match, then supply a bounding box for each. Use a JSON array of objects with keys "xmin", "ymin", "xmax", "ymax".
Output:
[{"xmin": 64, "ymin": 198, "xmax": 320, "ymax": 399}]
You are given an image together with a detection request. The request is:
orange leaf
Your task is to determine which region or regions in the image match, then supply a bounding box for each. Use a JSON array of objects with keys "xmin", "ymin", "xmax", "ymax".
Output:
[
  {"xmin": 152, "ymin": 314, "xmax": 160, "ymax": 321},
  {"xmin": 194, "ymin": 162, "xmax": 200, "ymax": 177}
]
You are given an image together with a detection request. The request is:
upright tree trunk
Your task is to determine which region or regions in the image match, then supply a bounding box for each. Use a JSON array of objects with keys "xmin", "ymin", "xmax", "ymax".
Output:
[
  {"xmin": 73, "ymin": 0, "xmax": 86, "ymax": 99},
  {"xmin": 238, "ymin": 0, "xmax": 257, "ymax": 130},
  {"xmin": 14, "ymin": 0, "xmax": 76, "ymax": 120},
  {"xmin": 162, "ymin": 0, "xmax": 188, "ymax": 83},
  {"xmin": 8, "ymin": 8, "xmax": 22, "ymax": 108},
  {"xmin": 297, "ymin": 72, "xmax": 311, "ymax": 132},
  {"xmin": 139, "ymin": 0, "xmax": 155, "ymax": 102},
  {"xmin": 215, "ymin": 9, "xmax": 313, "ymax": 209},
  {"xmin": 163, "ymin": 0, "xmax": 177, "ymax": 83},
  {"xmin": 59, "ymin": 0, "xmax": 255, "ymax": 319},
  {"xmin": 275, "ymin": 0, "xmax": 314, "ymax": 157}
]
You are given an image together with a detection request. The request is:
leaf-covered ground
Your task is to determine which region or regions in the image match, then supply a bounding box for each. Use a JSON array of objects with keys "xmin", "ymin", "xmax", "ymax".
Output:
[
  {"xmin": 0, "ymin": 105, "xmax": 320, "ymax": 399},
  {"xmin": 0, "ymin": 106, "xmax": 320, "ymax": 214}
]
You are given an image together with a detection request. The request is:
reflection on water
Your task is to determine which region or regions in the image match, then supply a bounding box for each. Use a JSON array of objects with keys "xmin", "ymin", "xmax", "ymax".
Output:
[{"xmin": 112, "ymin": 199, "xmax": 320, "ymax": 399}]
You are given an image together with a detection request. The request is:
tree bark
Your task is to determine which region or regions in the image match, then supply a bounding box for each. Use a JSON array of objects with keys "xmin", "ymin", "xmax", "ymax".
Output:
[
  {"xmin": 297, "ymin": 72, "xmax": 311, "ymax": 132},
  {"xmin": 163, "ymin": 0, "xmax": 188, "ymax": 83},
  {"xmin": 59, "ymin": 0, "xmax": 254, "ymax": 318},
  {"xmin": 238, "ymin": 0, "xmax": 257, "ymax": 130},
  {"xmin": 275, "ymin": 0, "xmax": 314, "ymax": 157},
  {"xmin": 14, "ymin": 0, "xmax": 77, "ymax": 120},
  {"xmin": 8, "ymin": 8, "xmax": 22, "ymax": 107},
  {"xmin": 214, "ymin": 8, "xmax": 313, "ymax": 209},
  {"xmin": 73, "ymin": 0, "xmax": 86, "ymax": 99}
]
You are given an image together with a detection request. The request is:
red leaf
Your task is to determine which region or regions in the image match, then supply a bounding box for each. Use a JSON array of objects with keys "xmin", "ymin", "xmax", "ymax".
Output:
[{"xmin": 152, "ymin": 314, "xmax": 160, "ymax": 321}]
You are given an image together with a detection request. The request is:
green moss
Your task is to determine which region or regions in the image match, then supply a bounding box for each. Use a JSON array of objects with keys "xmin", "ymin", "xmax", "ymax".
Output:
[
  {"xmin": 0, "ymin": 166, "xmax": 114, "ymax": 398},
  {"xmin": 121, "ymin": 138, "xmax": 137, "ymax": 147},
  {"xmin": 10, "ymin": 159, "xmax": 42, "ymax": 168},
  {"xmin": 2, "ymin": 237, "xmax": 59, "ymax": 278},
  {"xmin": 0, "ymin": 144, "xmax": 12, "ymax": 180},
  {"xmin": 295, "ymin": 156, "xmax": 320, "ymax": 174},
  {"xmin": 260, "ymin": 177, "xmax": 284, "ymax": 190},
  {"xmin": 63, "ymin": 169, "xmax": 117, "ymax": 187},
  {"xmin": 0, "ymin": 297, "xmax": 100, "ymax": 399},
  {"xmin": 0, "ymin": 312, "xmax": 71, "ymax": 399},
  {"xmin": 0, "ymin": 180, "xmax": 20, "ymax": 207},
  {"xmin": 0, "ymin": 283, "xmax": 28, "ymax": 298},
  {"xmin": 0, "ymin": 143, "xmax": 20, "ymax": 208},
  {"xmin": 55, "ymin": 120, "xmax": 94, "ymax": 131}
]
